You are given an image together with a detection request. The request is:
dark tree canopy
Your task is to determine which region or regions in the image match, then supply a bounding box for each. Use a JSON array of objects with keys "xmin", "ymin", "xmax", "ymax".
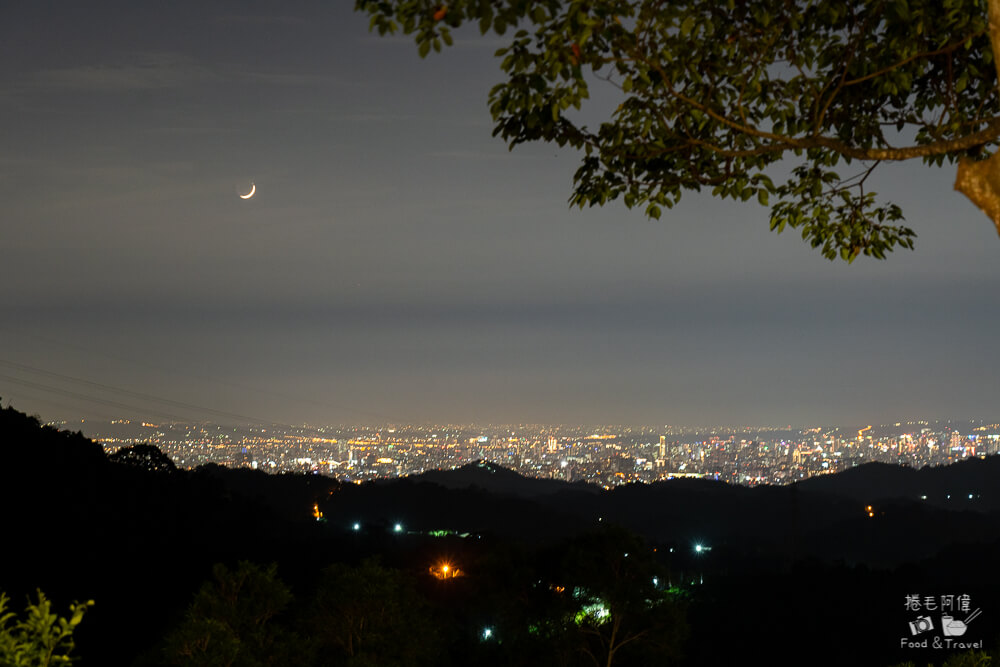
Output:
[
  {"xmin": 160, "ymin": 562, "xmax": 296, "ymax": 667},
  {"xmin": 308, "ymin": 559, "xmax": 441, "ymax": 666},
  {"xmin": 357, "ymin": 0, "xmax": 1000, "ymax": 261},
  {"xmin": 108, "ymin": 443, "xmax": 177, "ymax": 473},
  {"xmin": 551, "ymin": 528, "xmax": 687, "ymax": 667}
]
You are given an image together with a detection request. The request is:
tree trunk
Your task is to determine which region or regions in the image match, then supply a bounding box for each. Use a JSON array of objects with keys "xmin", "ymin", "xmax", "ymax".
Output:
[{"xmin": 954, "ymin": 0, "xmax": 1000, "ymax": 236}]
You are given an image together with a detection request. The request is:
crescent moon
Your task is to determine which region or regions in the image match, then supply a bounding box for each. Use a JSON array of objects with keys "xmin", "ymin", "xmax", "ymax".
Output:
[{"xmin": 239, "ymin": 183, "xmax": 256, "ymax": 199}]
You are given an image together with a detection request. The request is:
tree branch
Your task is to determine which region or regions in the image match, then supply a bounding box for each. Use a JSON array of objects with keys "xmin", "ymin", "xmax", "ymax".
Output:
[
  {"xmin": 637, "ymin": 45, "xmax": 1000, "ymax": 162},
  {"xmin": 842, "ymin": 29, "xmax": 987, "ymax": 87}
]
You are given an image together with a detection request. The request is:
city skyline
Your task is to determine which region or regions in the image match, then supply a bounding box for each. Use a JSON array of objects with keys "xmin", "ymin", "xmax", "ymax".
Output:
[
  {"xmin": 3, "ymin": 2, "xmax": 1000, "ymax": 428},
  {"xmin": 70, "ymin": 412, "xmax": 1000, "ymax": 490}
]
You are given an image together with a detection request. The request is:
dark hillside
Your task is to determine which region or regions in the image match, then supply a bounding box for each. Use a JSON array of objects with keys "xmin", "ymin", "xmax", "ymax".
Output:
[
  {"xmin": 796, "ymin": 456, "xmax": 1000, "ymax": 510},
  {"xmin": 406, "ymin": 459, "xmax": 601, "ymax": 498},
  {"xmin": 0, "ymin": 403, "xmax": 338, "ymax": 665}
]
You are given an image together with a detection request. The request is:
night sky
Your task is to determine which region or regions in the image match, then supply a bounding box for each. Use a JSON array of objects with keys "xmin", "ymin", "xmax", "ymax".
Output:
[{"xmin": 2, "ymin": 2, "xmax": 998, "ymax": 428}]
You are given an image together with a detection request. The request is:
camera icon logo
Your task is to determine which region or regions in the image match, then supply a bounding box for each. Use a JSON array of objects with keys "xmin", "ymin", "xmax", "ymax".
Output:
[{"xmin": 908, "ymin": 616, "xmax": 934, "ymax": 636}]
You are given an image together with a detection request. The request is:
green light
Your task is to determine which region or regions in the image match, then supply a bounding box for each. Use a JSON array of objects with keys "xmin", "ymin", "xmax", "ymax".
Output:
[{"xmin": 575, "ymin": 601, "xmax": 610, "ymax": 626}]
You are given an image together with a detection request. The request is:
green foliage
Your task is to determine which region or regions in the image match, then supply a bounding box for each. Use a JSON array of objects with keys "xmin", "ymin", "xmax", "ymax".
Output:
[
  {"xmin": 553, "ymin": 527, "xmax": 688, "ymax": 666},
  {"xmin": 356, "ymin": 0, "xmax": 1000, "ymax": 260},
  {"xmin": 943, "ymin": 651, "xmax": 994, "ymax": 667},
  {"xmin": 0, "ymin": 591, "xmax": 93, "ymax": 666},
  {"xmin": 307, "ymin": 558, "xmax": 441, "ymax": 667},
  {"xmin": 160, "ymin": 562, "xmax": 296, "ymax": 667},
  {"xmin": 157, "ymin": 559, "xmax": 441, "ymax": 667}
]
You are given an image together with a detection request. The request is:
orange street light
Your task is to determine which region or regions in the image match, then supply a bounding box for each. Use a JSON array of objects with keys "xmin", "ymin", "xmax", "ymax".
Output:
[{"xmin": 431, "ymin": 562, "xmax": 461, "ymax": 579}]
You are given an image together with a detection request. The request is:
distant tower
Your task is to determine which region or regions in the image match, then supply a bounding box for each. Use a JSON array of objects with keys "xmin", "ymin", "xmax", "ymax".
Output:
[
  {"xmin": 236, "ymin": 446, "xmax": 250, "ymax": 468},
  {"xmin": 657, "ymin": 436, "xmax": 667, "ymax": 468},
  {"xmin": 547, "ymin": 436, "xmax": 558, "ymax": 454}
]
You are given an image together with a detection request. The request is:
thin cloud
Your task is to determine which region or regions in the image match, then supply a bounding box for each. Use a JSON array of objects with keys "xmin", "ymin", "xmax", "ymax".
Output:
[
  {"xmin": 212, "ymin": 13, "xmax": 310, "ymax": 27},
  {"xmin": 29, "ymin": 54, "xmax": 214, "ymax": 92},
  {"xmin": 144, "ymin": 124, "xmax": 241, "ymax": 135},
  {"xmin": 425, "ymin": 149, "xmax": 527, "ymax": 161},
  {"xmin": 234, "ymin": 69, "xmax": 351, "ymax": 87},
  {"xmin": 17, "ymin": 53, "xmax": 350, "ymax": 95},
  {"xmin": 325, "ymin": 112, "xmax": 417, "ymax": 122}
]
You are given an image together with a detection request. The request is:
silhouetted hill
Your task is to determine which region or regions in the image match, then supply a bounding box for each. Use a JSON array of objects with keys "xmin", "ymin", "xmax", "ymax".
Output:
[
  {"xmin": 795, "ymin": 455, "xmax": 1000, "ymax": 510},
  {"xmin": 1, "ymin": 403, "xmax": 106, "ymax": 469},
  {"xmin": 0, "ymin": 403, "xmax": 339, "ymax": 665},
  {"xmin": 402, "ymin": 459, "xmax": 600, "ymax": 498},
  {"xmin": 364, "ymin": 459, "xmax": 1000, "ymax": 567}
]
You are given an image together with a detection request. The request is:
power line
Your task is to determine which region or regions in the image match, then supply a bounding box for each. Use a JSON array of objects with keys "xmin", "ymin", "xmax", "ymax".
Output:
[
  {"xmin": 0, "ymin": 374, "xmax": 187, "ymax": 422},
  {"xmin": 1, "ymin": 390, "xmax": 122, "ymax": 423},
  {"xmin": 0, "ymin": 359, "xmax": 270, "ymax": 424},
  {"xmin": 0, "ymin": 330, "xmax": 413, "ymax": 423}
]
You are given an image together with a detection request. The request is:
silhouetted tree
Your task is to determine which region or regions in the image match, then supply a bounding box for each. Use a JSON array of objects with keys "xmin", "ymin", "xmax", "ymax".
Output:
[
  {"xmin": 307, "ymin": 558, "xmax": 441, "ymax": 667},
  {"xmin": 552, "ymin": 527, "xmax": 687, "ymax": 667},
  {"xmin": 160, "ymin": 562, "xmax": 296, "ymax": 667},
  {"xmin": 0, "ymin": 400, "xmax": 105, "ymax": 469},
  {"xmin": 108, "ymin": 443, "xmax": 177, "ymax": 473}
]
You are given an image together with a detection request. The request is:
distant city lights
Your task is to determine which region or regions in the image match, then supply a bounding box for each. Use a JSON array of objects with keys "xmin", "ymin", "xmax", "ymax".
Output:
[{"xmin": 85, "ymin": 418, "xmax": 1000, "ymax": 492}]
